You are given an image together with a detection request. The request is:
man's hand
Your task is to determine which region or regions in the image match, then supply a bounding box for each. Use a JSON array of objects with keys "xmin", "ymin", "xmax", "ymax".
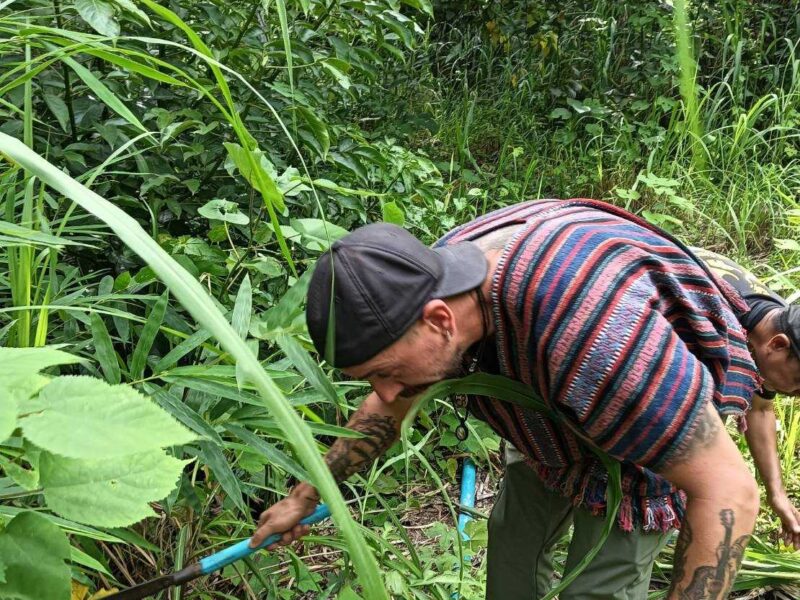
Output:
[
  {"xmin": 249, "ymin": 484, "xmax": 318, "ymax": 550},
  {"xmin": 767, "ymin": 490, "xmax": 800, "ymax": 549}
]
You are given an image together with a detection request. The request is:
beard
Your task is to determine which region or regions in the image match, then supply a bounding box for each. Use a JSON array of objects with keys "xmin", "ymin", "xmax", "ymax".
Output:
[{"xmin": 397, "ymin": 344, "xmax": 468, "ymax": 398}]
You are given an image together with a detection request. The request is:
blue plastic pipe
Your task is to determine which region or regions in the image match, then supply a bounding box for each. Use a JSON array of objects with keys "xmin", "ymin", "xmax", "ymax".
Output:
[
  {"xmin": 198, "ymin": 504, "xmax": 331, "ymax": 574},
  {"xmin": 452, "ymin": 458, "xmax": 478, "ymax": 600},
  {"xmin": 457, "ymin": 458, "xmax": 477, "ymax": 558}
]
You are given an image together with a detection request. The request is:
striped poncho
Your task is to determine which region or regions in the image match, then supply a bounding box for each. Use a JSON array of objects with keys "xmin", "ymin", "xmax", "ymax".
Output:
[{"xmin": 436, "ymin": 199, "xmax": 760, "ymax": 532}]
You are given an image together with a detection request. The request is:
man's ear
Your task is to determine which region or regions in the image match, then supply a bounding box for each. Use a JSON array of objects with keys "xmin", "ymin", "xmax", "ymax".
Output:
[
  {"xmin": 768, "ymin": 333, "xmax": 793, "ymax": 353},
  {"xmin": 420, "ymin": 299, "xmax": 455, "ymax": 337}
]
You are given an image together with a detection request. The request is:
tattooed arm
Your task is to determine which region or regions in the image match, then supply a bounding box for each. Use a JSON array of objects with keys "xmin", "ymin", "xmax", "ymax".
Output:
[
  {"xmin": 656, "ymin": 402, "xmax": 759, "ymax": 599},
  {"xmin": 249, "ymin": 391, "xmax": 413, "ymax": 548},
  {"xmin": 323, "ymin": 394, "xmax": 404, "ymax": 482}
]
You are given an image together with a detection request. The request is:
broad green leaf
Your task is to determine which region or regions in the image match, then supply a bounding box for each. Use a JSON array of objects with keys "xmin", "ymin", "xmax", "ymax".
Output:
[
  {"xmin": 75, "ymin": 0, "xmax": 120, "ymax": 37},
  {"xmin": 21, "ymin": 376, "xmax": 196, "ymax": 458},
  {"xmin": 382, "ymin": 201, "xmax": 405, "ymax": 226},
  {"xmin": 110, "ymin": 0, "xmax": 151, "ymax": 24},
  {"xmin": 198, "ymin": 199, "xmax": 249, "ymax": 225},
  {"xmin": 40, "ymin": 449, "xmax": 186, "ymax": 527},
  {"xmin": 775, "ymin": 238, "xmax": 800, "ymax": 252},
  {"xmin": 129, "ymin": 289, "xmax": 169, "ymax": 380},
  {"xmin": 379, "ymin": 12, "xmax": 415, "ymax": 50},
  {"xmin": 223, "ymin": 143, "xmax": 285, "ymax": 212},
  {"xmin": 290, "ymin": 218, "xmax": 348, "ymax": 252},
  {"xmin": 0, "ymin": 348, "xmax": 79, "ymax": 439},
  {"xmin": 401, "ymin": 0, "xmax": 433, "ymax": 16},
  {"xmin": 0, "ymin": 346, "xmax": 80, "ymax": 384},
  {"xmin": 43, "ymin": 94, "xmax": 70, "ymax": 133},
  {"xmin": 321, "ymin": 59, "xmax": 351, "ymax": 90},
  {"xmin": 0, "ymin": 511, "xmax": 71, "ymax": 600},
  {"xmin": 295, "ymin": 106, "xmax": 329, "ymax": 158},
  {"xmin": 0, "ymin": 387, "xmax": 16, "ymax": 443},
  {"xmin": 90, "ymin": 313, "xmax": 121, "ymax": 384},
  {"xmin": 198, "ymin": 441, "xmax": 247, "ymax": 514}
]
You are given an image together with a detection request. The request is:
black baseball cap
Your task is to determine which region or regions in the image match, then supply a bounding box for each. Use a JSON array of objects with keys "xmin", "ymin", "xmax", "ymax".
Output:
[
  {"xmin": 305, "ymin": 223, "xmax": 488, "ymax": 368},
  {"xmin": 780, "ymin": 305, "xmax": 800, "ymax": 358}
]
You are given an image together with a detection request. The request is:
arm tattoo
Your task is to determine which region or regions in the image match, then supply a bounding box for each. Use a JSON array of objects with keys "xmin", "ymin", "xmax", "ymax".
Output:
[
  {"xmin": 669, "ymin": 509, "xmax": 750, "ymax": 599},
  {"xmin": 324, "ymin": 412, "xmax": 398, "ymax": 483},
  {"xmin": 473, "ymin": 224, "xmax": 524, "ymax": 251},
  {"xmin": 663, "ymin": 404, "xmax": 720, "ymax": 469}
]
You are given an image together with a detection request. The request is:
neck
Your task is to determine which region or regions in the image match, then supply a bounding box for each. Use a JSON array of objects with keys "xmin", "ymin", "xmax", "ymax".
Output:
[{"xmin": 445, "ymin": 283, "xmax": 496, "ymax": 352}]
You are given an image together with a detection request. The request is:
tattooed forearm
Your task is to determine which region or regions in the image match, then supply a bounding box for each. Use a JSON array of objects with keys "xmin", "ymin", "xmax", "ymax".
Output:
[
  {"xmin": 669, "ymin": 509, "xmax": 750, "ymax": 599},
  {"xmin": 324, "ymin": 412, "xmax": 398, "ymax": 483}
]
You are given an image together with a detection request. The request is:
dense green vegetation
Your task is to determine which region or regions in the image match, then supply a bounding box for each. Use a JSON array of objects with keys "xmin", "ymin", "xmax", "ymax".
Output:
[{"xmin": 1, "ymin": 1, "xmax": 799, "ymax": 598}]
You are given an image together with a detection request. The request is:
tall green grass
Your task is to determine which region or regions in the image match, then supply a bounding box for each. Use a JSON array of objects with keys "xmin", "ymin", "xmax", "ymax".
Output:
[{"xmin": 0, "ymin": 133, "xmax": 388, "ymax": 600}]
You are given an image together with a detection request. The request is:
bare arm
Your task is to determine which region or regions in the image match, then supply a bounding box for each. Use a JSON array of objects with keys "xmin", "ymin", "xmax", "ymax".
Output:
[
  {"xmin": 745, "ymin": 394, "xmax": 800, "ymax": 548},
  {"xmin": 249, "ymin": 391, "xmax": 414, "ymax": 547},
  {"xmin": 745, "ymin": 394, "xmax": 783, "ymax": 493},
  {"xmin": 657, "ymin": 403, "xmax": 759, "ymax": 599}
]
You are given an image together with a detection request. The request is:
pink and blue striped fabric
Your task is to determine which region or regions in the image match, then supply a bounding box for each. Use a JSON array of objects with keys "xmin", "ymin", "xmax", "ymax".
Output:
[{"xmin": 437, "ymin": 199, "xmax": 760, "ymax": 532}]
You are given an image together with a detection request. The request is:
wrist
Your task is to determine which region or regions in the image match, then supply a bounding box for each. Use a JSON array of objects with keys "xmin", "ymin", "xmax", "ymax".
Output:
[
  {"xmin": 766, "ymin": 486, "xmax": 787, "ymax": 501},
  {"xmin": 290, "ymin": 482, "xmax": 321, "ymax": 508}
]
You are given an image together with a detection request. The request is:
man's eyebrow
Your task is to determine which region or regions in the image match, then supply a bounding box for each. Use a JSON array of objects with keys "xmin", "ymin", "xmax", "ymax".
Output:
[{"xmin": 359, "ymin": 366, "xmax": 389, "ymax": 380}]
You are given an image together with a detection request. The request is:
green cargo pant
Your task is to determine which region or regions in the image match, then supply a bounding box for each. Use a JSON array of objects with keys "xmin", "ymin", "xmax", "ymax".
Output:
[{"xmin": 486, "ymin": 446, "xmax": 671, "ymax": 600}]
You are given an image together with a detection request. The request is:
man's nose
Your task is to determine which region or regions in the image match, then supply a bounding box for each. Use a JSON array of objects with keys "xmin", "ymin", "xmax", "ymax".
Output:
[{"xmin": 371, "ymin": 379, "xmax": 404, "ymax": 403}]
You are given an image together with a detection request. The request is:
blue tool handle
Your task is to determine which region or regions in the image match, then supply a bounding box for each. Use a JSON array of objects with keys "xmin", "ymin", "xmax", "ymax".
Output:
[{"xmin": 199, "ymin": 504, "xmax": 331, "ymax": 574}]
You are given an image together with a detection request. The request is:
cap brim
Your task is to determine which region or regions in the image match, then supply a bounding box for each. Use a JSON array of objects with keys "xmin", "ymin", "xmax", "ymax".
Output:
[{"xmin": 431, "ymin": 241, "xmax": 488, "ymax": 298}]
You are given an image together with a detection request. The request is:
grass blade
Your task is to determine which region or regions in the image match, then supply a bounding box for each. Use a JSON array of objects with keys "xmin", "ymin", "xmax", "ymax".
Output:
[
  {"xmin": 90, "ymin": 312, "xmax": 121, "ymax": 384},
  {"xmin": 199, "ymin": 440, "xmax": 248, "ymax": 515},
  {"xmin": 129, "ymin": 289, "xmax": 168, "ymax": 381},
  {"xmin": 231, "ymin": 274, "xmax": 252, "ymax": 340}
]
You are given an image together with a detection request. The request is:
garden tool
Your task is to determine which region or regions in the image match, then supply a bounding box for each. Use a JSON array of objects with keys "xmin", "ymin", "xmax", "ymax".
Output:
[{"xmin": 104, "ymin": 504, "xmax": 331, "ymax": 600}]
